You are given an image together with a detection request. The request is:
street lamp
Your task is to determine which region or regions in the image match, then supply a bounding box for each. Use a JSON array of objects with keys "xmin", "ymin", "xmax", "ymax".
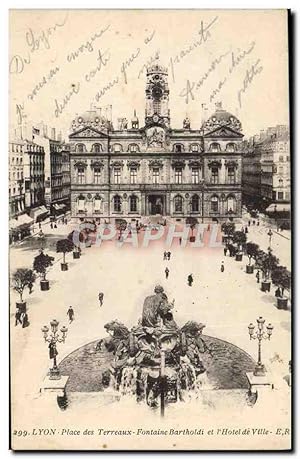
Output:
[
  {"xmin": 41, "ymin": 319, "xmax": 68, "ymax": 380},
  {"xmin": 267, "ymin": 228, "xmax": 273, "ymax": 249},
  {"xmin": 248, "ymin": 317, "xmax": 273, "ymax": 376}
]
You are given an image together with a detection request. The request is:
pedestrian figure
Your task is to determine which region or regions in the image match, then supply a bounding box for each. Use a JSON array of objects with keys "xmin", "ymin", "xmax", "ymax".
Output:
[
  {"xmin": 256, "ymin": 270, "xmax": 260, "ymax": 284},
  {"xmin": 257, "ymin": 221, "xmax": 260, "ymax": 226},
  {"xmin": 39, "ymin": 222, "xmax": 42, "ymax": 229},
  {"xmin": 275, "ymin": 287, "xmax": 281, "ymax": 298},
  {"xmin": 98, "ymin": 292, "xmax": 104, "ymax": 306},
  {"xmin": 221, "ymin": 261, "xmax": 225, "ymax": 273},
  {"xmin": 167, "ymin": 251, "xmax": 171, "ymax": 261},
  {"xmin": 50, "ymin": 222, "xmax": 53, "ymax": 229},
  {"xmin": 248, "ymin": 220, "xmax": 251, "ymax": 227},
  {"xmin": 21, "ymin": 312, "xmax": 29, "ymax": 328},
  {"xmin": 163, "ymin": 251, "xmax": 167, "ymax": 260},
  {"xmin": 245, "ymin": 227, "xmax": 248, "ymax": 234},
  {"xmin": 188, "ymin": 274, "xmax": 193, "ymax": 287},
  {"xmin": 15, "ymin": 310, "xmax": 22, "ymax": 326},
  {"xmin": 28, "ymin": 282, "xmax": 33, "ymax": 294},
  {"xmin": 67, "ymin": 306, "xmax": 74, "ymax": 323},
  {"xmin": 252, "ymin": 220, "xmax": 255, "ymax": 225},
  {"xmin": 165, "ymin": 267, "xmax": 169, "ymax": 279},
  {"xmin": 54, "ymin": 223, "xmax": 57, "ymax": 229},
  {"xmin": 179, "ymin": 237, "xmax": 182, "ymax": 245},
  {"xmin": 224, "ymin": 246, "xmax": 228, "ymax": 256}
]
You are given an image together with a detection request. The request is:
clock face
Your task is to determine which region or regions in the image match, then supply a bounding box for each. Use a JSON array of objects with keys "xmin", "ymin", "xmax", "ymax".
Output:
[
  {"xmin": 153, "ymin": 115, "xmax": 159, "ymax": 123},
  {"xmin": 152, "ymin": 85, "xmax": 163, "ymax": 99}
]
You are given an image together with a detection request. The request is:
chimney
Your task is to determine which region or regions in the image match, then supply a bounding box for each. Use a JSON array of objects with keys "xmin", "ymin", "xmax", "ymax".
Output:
[
  {"xmin": 57, "ymin": 131, "xmax": 62, "ymax": 142},
  {"xmin": 51, "ymin": 128, "xmax": 56, "ymax": 140}
]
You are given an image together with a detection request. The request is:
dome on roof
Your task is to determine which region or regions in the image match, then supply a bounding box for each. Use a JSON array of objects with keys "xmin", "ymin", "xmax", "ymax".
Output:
[
  {"xmin": 147, "ymin": 59, "xmax": 168, "ymax": 75},
  {"xmin": 71, "ymin": 109, "xmax": 112, "ymax": 132},
  {"xmin": 202, "ymin": 105, "xmax": 242, "ymax": 134}
]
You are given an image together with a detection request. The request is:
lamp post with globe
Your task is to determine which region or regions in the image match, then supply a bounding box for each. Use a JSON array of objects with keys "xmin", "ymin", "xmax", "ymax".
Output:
[
  {"xmin": 41, "ymin": 319, "xmax": 68, "ymax": 380},
  {"xmin": 248, "ymin": 317, "xmax": 273, "ymax": 376}
]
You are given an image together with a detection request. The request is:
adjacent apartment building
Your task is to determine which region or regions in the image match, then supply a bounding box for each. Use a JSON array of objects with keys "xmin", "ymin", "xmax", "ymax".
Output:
[{"xmin": 242, "ymin": 125, "xmax": 290, "ymax": 212}]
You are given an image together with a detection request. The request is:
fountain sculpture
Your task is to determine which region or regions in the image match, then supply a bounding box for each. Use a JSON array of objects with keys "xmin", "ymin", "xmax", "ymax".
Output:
[{"xmin": 97, "ymin": 286, "xmax": 211, "ymax": 413}]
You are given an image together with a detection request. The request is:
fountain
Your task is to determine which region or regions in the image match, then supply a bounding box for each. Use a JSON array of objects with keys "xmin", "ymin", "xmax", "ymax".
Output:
[{"xmin": 97, "ymin": 285, "xmax": 212, "ymax": 414}]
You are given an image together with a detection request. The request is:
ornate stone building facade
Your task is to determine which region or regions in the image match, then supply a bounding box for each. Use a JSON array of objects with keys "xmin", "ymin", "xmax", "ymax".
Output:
[{"xmin": 69, "ymin": 62, "xmax": 243, "ymax": 223}]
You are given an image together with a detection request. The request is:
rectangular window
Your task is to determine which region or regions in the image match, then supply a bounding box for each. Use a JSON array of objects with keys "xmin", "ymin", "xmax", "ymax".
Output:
[
  {"xmin": 78, "ymin": 198, "xmax": 85, "ymax": 211},
  {"xmin": 130, "ymin": 168, "xmax": 137, "ymax": 184},
  {"xmin": 211, "ymin": 167, "xmax": 219, "ymax": 184},
  {"xmin": 278, "ymin": 192, "xmax": 284, "ymax": 200},
  {"xmin": 114, "ymin": 168, "xmax": 121, "ymax": 184},
  {"xmin": 94, "ymin": 167, "xmax": 101, "ymax": 184},
  {"xmin": 175, "ymin": 168, "xmax": 182, "ymax": 184},
  {"xmin": 77, "ymin": 167, "xmax": 85, "ymax": 184},
  {"xmin": 286, "ymin": 156, "xmax": 290, "ymax": 161},
  {"xmin": 279, "ymin": 156, "xmax": 284, "ymax": 162},
  {"xmin": 227, "ymin": 167, "xmax": 235, "ymax": 184},
  {"xmin": 191, "ymin": 144, "xmax": 199, "ymax": 152},
  {"xmin": 152, "ymin": 168, "xmax": 159, "ymax": 184},
  {"xmin": 285, "ymin": 192, "xmax": 290, "ymax": 200},
  {"xmin": 192, "ymin": 168, "xmax": 199, "ymax": 184}
]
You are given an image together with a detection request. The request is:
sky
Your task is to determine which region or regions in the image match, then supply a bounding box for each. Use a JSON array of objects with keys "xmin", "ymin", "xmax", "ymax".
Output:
[{"xmin": 9, "ymin": 9, "xmax": 289, "ymax": 141}]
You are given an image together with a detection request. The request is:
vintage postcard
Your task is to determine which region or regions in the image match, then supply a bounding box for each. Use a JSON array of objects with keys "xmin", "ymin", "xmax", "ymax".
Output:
[{"xmin": 9, "ymin": 9, "xmax": 291, "ymax": 451}]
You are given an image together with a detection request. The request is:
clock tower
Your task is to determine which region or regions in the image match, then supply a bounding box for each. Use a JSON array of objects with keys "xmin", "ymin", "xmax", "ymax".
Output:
[{"xmin": 145, "ymin": 61, "xmax": 170, "ymax": 128}]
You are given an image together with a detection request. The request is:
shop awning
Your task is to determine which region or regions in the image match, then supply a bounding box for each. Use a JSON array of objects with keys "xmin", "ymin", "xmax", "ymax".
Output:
[
  {"xmin": 10, "ymin": 214, "xmax": 33, "ymax": 229},
  {"xmin": 266, "ymin": 203, "xmax": 291, "ymax": 213},
  {"xmin": 53, "ymin": 203, "xmax": 66, "ymax": 211},
  {"xmin": 30, "ymin": 206, "xmax": 49, "ymax": 221}
]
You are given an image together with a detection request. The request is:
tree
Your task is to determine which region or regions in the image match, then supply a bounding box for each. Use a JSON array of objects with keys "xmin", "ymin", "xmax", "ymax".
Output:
[
  {"xmin": 271, "ymin": 266, "xmax": 291, "ymax": 296},
  {"xmin": 255, "ymin": 249, "xmax": 279, "ymax": 281},
  {"xmin": 33, "ymin": 251, "xmax": 54, "ymax": 280},
  {"xmin": 221, "ymin": 222, "xmax": 235, "ymax": 238},
  {"xmin": 245, "ymin": 242, "xmax": 259, "ymax": 266},
  {"xmin": 232, "ymin": 230, "xmax": 247, "ymax": 252},
  {"xmin": 56, "ymin": 239, "xmax": 74, "ymax": 264},
  {"xmin": 12, "ymin": 268, "xmax": 36, "ymax": 303}
]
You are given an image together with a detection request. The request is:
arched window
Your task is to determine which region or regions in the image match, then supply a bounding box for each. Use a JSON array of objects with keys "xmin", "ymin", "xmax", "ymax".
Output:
[
  {"xmin": 130, "ymin": 195, "xmax": 138, "ymax": 212},
  {"xmin": 211, "ymin": 196, "xmax": 219, "ymax": 212},
  {"xmin": 113, "ymin": 195, "xmax": 121, "ymax": 212},
  {"xmin": 227, "ymin": 195, "xmax": 236, "ymax": 213},
  {"xmin": 92, "ymin": 143, "xmax": 102, "ymax": 153},
  {"xmin": 226, "ymin": 143, "xmax": 236, "ymax": 152},
  {"xmin": 112, "ymin": 143, "xmax": 122, "ymax": 152},
  {"xmin": 76, "ymin": 143, "xmax": 85, "ymax": 153},
  {"xmin": 129, "ymin": 144, "xmax": 139, "ymax": 153},
  {"xmin": 174, "ymin": 195, "xmax": 183, "ymax": 213},
  {"xmin": 210, "ymin": 142, "xmax": 221, "ymax": 152},
  {"xmin": 191, "ymin": 195, "xmax": 199, "ymax": 212},
  {"xmin": 191, "ymin": 144, "xmax": 199, "ymax": 152},
  {"xmin": 174, "ymin": 144, "xmax": 184, "ymax": 153}
]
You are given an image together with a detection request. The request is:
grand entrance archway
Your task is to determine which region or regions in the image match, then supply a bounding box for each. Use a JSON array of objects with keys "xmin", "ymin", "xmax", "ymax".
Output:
[{"xmin": 147, "ymin": 194, "xmax": 165, "ymax": 215}]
